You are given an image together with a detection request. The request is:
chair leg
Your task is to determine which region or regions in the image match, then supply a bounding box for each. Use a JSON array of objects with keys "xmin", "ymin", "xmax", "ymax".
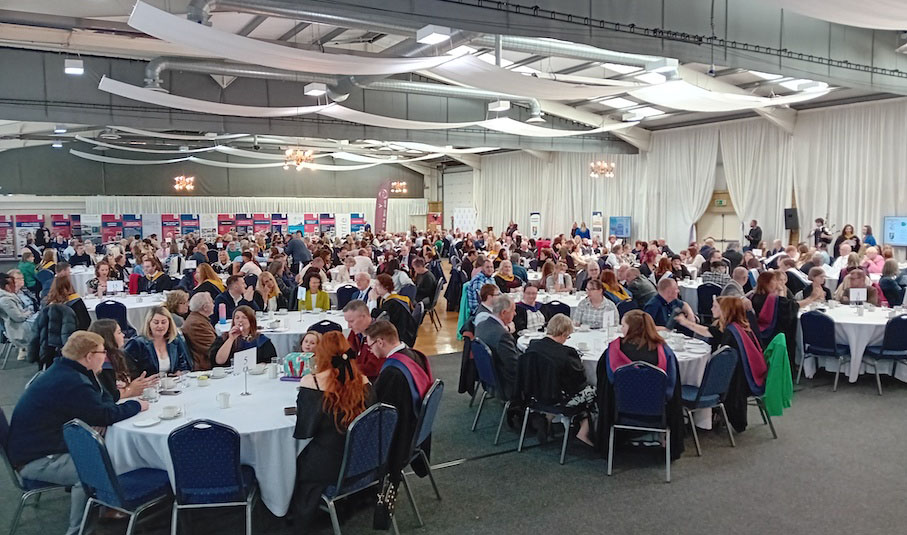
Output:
[
  {"xmin": 0, "ymin": 344, "xmax": 11, "ymax": 370},
  {"xmin": 245, "ymin": 500, "xmax": 253, "ymax": 535},
  {"xmin": 558, "ymin": 417, "xmax": 572, "ymax": 465},
  {"xmin": 718, "ymin": 403, "xmax": 736, "ymax": 448},
  {"xmin": 419, "ymin": 450, "xmax": 442, "ymax": 501},
  {"xmin": 9, "ymin": 495, "xmax": 27, "ymax": 535},
  {"xmin": 78, "ymin": 498, "xmax": 95, "ymax": 535},
  {"xmin": 664, "ymin": 428, "xmax": 671, "ymax": 483},
  {"xmin": 400, "ymin": 472, "xmax": 424, "ymax": 527},
  {"xmin": 796, "ymin": 353, "xmax": 807, "ymax": 384},
  {"xmin": 833, "ymin": 356, "xmax": 843, "ymax": 392},
  {"xmin": 517, "ymin": 407, "xmax": 530, "ymax": 452},
  {"xmin": 606, "ymin": 426, "xmax": 615, "ymax": 476},
  {"xmin": 325, "ymin": 499, "xmax": 342, "ymax": 535},
  {"xmin": 170, "ymin": 503, "xmax": 178, "ymax": 535},
  {"xmin": 468, "ymin": 384, "xmax": 479, "ymax": 408},
  {"xmin": 684, "ymin": 407, "xmax": 702, "ymax": 456},
  {"xmin": 756, "ymin": 398, "xmax": 778, "ymax": 439},
  {"xmin": 471, "ymin": 391, "xmax": 487, "ymax": 431},
  {"xmin": 494, "ymin": 401, "xmax": 511, "ymax": 445},
  {"xmin": 873, "ymin": 362, "xmax": 883, "ymax": 396},
  {"xmin": 125, "ymin": 512, "xmax": 138, "ymax": 535},
  {"xmin": 391, "ymin": 513, "xmax": 400, "ymax": 535}
]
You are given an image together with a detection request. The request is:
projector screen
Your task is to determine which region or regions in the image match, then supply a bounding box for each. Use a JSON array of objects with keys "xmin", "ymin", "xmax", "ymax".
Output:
[
  {"xmin": 609, "ymin": 216, "xmax": 632, "ymax": 239},
  {"xmin": 883, "ymin": 216, "xmax": 907, "ymax": 246}
]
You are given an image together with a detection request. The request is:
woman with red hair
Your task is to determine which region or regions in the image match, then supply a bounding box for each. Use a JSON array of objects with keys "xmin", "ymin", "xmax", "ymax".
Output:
[{"xmin": 291, "ymin": 331, "xmax": 375, "ymax": 523}]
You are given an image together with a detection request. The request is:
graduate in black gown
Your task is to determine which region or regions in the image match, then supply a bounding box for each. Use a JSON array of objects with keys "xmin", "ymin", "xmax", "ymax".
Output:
[
  {"xmin": 595, "ymin": 310, "xmax": 685, "ymax": 460},
  {"xmin": 676, "ymin": 296, "xmax": 769, "ymax": 432},
  {"xmin": 292, "ymin": 331, "xmax": 375, "ymax": 524},
  {"xmin": 750, "ymin": 271, "xmax": 799, "ymax": 373}
]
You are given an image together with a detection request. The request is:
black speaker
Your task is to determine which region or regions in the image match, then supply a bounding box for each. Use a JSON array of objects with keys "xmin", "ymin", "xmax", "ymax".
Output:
[{"xmin": 784, "ymin": 208, "xmax": 799, "ymax": 230}]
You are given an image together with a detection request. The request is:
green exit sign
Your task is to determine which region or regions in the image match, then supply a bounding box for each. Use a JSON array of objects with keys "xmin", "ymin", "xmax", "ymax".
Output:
[{"xmin": 715, "ymin": 199, "xmax": 728, "ymax": 207}]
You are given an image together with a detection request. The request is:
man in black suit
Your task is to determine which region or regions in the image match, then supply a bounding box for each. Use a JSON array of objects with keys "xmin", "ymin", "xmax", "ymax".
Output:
[
  {"xmin": 746, "ymin": 220, "xmax": 762, "ymax": 250},
  {"xmin": 474, "ymin": 296, "xmax": 519, "ymax": 400},
  {"xmin": 722, "ymin": 242, "xmax": 743, "ymax": 270}
]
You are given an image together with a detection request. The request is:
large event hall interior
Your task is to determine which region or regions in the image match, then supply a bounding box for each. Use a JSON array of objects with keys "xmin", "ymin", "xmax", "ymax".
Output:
[{"xmin": 2, "ymin": 1, "xmax": 907, "ymax": 534}]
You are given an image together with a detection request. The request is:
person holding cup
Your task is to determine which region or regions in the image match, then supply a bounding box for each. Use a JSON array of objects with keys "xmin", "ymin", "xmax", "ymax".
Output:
[{"xmin": 210, "ymin": 305, "xmax": 278, "ymax": 366}]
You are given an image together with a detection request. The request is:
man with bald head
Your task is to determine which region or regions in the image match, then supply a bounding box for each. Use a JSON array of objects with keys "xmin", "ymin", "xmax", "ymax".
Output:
[
  {"xmin": 721, "ymin": 267, "xmax": 751, "ymax": 297},
  {"xmin": 832, "ymin": 243, "xmax": 852, "ymax": 271}
]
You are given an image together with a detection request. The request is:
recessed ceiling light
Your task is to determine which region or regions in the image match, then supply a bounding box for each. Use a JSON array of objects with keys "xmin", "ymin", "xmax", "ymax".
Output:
[
  {"xmin": 632, "ymin": 106, "xmax": 666, "ymax": 118},
  {"xmin": 635, "ymin": 72, "xmax": 666, "ymax": 85},
  {"xmin": 304, "ymin": 82, "xmax": 327, "ymax": 96},
  {"xmin": 64, "ymin": 58, "xmax": 84, "ymax": 75},
  {"xmin": 595, "ymin": 97, "xmax": 637, "ymax": 109},
  {"xmin": 52, "ymin": 141, "xmax": 63, "ymax": 148},
  {"xmin": 54, "ymin": 125, "xmax": 67, "ymax": 134},
  {"xmin": 416, "ymin": 25, "xmax": 451, "ymax": 45},
  {"xmin": 779, "ymin": 79, "xmax": 828, "ymax": 92}
]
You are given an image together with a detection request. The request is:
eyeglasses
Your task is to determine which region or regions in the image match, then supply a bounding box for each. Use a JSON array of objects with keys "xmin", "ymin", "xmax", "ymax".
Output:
[{"xmin": 89, "ymin": 350, "xmax": 107, "ymax": 356}]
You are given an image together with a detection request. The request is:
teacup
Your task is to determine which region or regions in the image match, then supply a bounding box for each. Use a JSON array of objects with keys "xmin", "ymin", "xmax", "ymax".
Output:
[
  {"xmin": 217, "ymin": 392, "xmax": 230, "ymax": 409},
  {"xmin": 161, "ymin": 405, "xmax": 180, "ymax": 418},
  {"xmin": 197, "ymin": 376, "xmax": 210, "ymax": 387},
  {"xmin": 211, "ymin": 368, "xmax": 226, "ymax": 379},
  {"xmin": 161, "ymin": 377, "xmax": 177, "ymax": 390}
]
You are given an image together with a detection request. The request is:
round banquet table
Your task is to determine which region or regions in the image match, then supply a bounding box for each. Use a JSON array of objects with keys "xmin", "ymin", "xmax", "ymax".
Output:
[
  {"xmin": 517, "ymin": 330, "xmax": 715, "ymax": 428},
  {"xmin": 506, "ymin": 289, "xmax": 583, "ymax": 313},
  {"xmin": 678, "ymin": 279, "xmax": 701, "ymax": 311},
  {"xmin": 798, "ymin": 304, "xmax": 907, "ymax": 383},
  {"xmin": 84, "ymin": 294, "xmax": 164, "ymax": 329},
  {"xmin": 527, "ymin": 270, "xmax": 542, "ymax": 283},
  {"xmin": 70, "ymin": 267, "xmax": 95, "ymax": 296},
  {"xmin": 215, "ymin": 310, "xmax": 349, "ymax": 357},
  {"xmin": 105, "ymin": 372, "xmax": 308, "ymax": 517}
]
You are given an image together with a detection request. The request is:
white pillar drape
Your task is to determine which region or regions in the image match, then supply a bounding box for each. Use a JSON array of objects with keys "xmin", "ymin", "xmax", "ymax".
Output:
[{"xmin": 719, "ymin": 119, "xmax": 793, "ymax": 246}]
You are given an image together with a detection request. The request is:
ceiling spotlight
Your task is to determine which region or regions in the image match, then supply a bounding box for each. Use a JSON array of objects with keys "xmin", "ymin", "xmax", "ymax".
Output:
[
  {"xmin": 64, "ymin": 58, "xmax": 84, "ymax": 75},
  {"xmin": 526, "ymin": 114, "xmax": 546, "ymax": 124},
  {"xmin": 416, "ymin": 24, "xmax": 451, "ymax": 45},
  {"xmin": 488, "ymin": 100, "xmax": 511, "ymax": 113},
  {"xmin": 52, "ymin": 141, "xmax": 63, "ymax": 149},
  {"xmin": 54, "ymin": 125, "xmax": 67, "ymax": 134},
  {"xmin": 645, "ymin": 57, "xmax": 679, "ymax": 74},
  {"xmin": 304, "ymin": 82, "xmax": 327, "ymax": 96}
]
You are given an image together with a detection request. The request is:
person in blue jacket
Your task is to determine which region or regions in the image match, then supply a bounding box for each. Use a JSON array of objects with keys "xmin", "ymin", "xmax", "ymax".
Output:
[
  {"xmin": 6, "ymin": 331, "xmax": 149, "ymax": 535},
  {"xmin": 125, "ymin": 305, "xmax": 193, "ymax": 376}
]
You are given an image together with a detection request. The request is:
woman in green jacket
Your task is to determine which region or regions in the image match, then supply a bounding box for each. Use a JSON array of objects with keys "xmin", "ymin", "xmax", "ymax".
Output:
[
  {"xmin": 18, "ymin": 250, "xmax": 38, "ymax": 291},
  {"xmin": 298, "ymin": 271, "xmax": 331, "ymax": 311}
]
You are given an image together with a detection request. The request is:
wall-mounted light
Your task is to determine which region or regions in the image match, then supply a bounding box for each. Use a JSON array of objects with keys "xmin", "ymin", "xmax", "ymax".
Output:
[{"xmin": 64, "ymin": 58, "xmax": 84, "ymax": 75}]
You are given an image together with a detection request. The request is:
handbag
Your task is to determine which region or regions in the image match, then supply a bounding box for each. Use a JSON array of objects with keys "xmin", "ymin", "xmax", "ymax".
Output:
[{"xmin": 372, "ymin": 475, "xmax": 398, "ymax": 530}]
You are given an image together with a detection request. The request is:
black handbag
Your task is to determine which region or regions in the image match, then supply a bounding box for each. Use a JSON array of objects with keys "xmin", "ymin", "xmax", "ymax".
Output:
[{"xmin": 372, "ymin": 475, "xmax": 398, "ymax": 530}]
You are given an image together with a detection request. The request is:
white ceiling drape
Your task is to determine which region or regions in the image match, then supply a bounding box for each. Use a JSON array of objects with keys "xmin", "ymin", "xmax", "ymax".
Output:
[
  {"xmin": 719, "ymin": 120, "xmax": 794, "ymax": 246},
  {"xmin": 761, "ymin": 0, "xmax": 907, "ymax": 30}
]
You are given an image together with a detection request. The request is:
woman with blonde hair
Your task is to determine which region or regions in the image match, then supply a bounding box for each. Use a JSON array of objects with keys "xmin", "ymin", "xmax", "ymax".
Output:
[
  {"xmin": 291, "ymin": 331, "xmax": 374, "ymax": 523},
  {"xmin": 124, "ymin": 306, "xmax": 192, "ymax": 376},
  {"xmin": 163, "ymin": 290, "xmax": 190, "ymax": 328},
  {"xmin": 254, "ymin": 270, "xmax": 286, "ymax": 311}
]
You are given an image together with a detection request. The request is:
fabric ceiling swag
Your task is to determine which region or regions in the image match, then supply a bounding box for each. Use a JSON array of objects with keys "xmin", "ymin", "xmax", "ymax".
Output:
[
  {"xmin": 111, "ymin": 126, "xmax": 248, "ymax": 141},
  {"xmin": 69, "ymin": 149, "xmax": 189, "ymax": 165},
  {"xmin": 427, "ymin": 55, "xmax": 641, "ymax": 100},
  {"xmin": 760, "ymin": 0, "xmax": 907, "ymax": 30},
  {"xmin": 214, "ymin": 146, "xmax": 332, "ymax": 160},
  {"xmin": 69, "ymin": 148, "xmax": 384, "ymax": 171},
  {"xmin": 74, "ymin": 135, "xmax": 219, "ymax": 154},
  {"xmin": 99, "ymin": 77, "xmax": 332, "ymax": 118},
  {"xmin": 128, "ymin": 2, "xmax": 460, "ymax": 76}
]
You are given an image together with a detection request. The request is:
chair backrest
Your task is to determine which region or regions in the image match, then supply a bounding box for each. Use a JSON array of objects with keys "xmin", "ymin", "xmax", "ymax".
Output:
[
  {"xmin": 612, "ymin": 362, "xmax": 668, "ymax": 425},
  {"xmin": 471, "ymin": 338, "xmax": 498, "ymax": 391},
  {"xmin": 398, "ymin": 283, "xmax": 417, "ymax": 304},
  {"xmin": 335, "ymin": 284, "xmax": 358, "ymax": 309},
  {"xmin": 800, "ymin": 311, "xmax": 837, "ymax": 350},
  {"xmin": 62, "ymin": 419, "xmax": 126, "ymax": 508},
  {"xmin": 882, "ymin": 315, "xmax": 907, "ymax": 351},
  {"xmin": 206, "ymin": 250, "xmax": 219, "ymax": 263},
  {"xmin": 168, "ymin": 420, "xmax": 246, "ymax": 504},
  {"xmin": 410, "ymin": 380, "xmax": 444, "ymax": 451},
  {"xmin": 309, "ymin": 320, "xmax": 343, "ymax": 334},
  {"xmin": 693, "ymin": 347, "xmax": 738, "ymax": 402},
  {"xmin": 243, "ymin": 274, "xmax": 258, "ymax": 290},
  {"xmin": 616, "ymin": 300, "xmax": 639, "ymax": 320},
  {"xmin": 697, "ymin": 283, "xmax": 723, "ymax": 316},
  {"xmin": 412, "ymin": 302, "xmax": 424, "ymax": 326},
  {"xmin": 543, "ymin": 300, "xmax": 571, "ymax": 320},
  {"xmin": 96, "ymin": 300, "xmax": 129, "ymax": 327},
  {"xmin": 0, "ymin": 407, "xmax": 25, "ymax": 491},
  {"xmin": 128, "ymin": 273, "xmax": 141, "ymax": 294},
  {"xmin": 334, "ymin": 403, "xmax": 398, "ymax": 493},
  {"xmin": 428, "ymin": 280, "xmax": 445, "ymax": 309}
]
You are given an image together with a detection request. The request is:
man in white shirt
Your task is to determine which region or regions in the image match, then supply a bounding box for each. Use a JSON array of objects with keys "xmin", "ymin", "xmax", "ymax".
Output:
[
  {"xmin": 831, "ymin": 243, "xmax": 852, "ymax": 271},
  {"xmin": 297, "ymin": 255, "xmax": 328, "ymax": 285},
  {"xmin": 353, "ymin": 248, "xmax": 376, "ymax": 277},
  {"xmin": 238, "ymin": 251, "xmax": 262, "ymax": 276}
]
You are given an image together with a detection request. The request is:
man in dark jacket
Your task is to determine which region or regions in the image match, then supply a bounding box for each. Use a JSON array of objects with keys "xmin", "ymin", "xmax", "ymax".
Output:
[
  {"xmin": 746, "ymin": 220, "xmax": 763, "ymax": 250},
  {"xmin": 138, "ymin": 258, "xmax": 174, "ymax": 293},
  {"xmin": 211, "ymin": 275, "xmax": 259, "ymax": 324},
  {"xmin": 8, "ymin": 331, "xmax": 149, "ymax": 535},
  {"xmin": 412, "ymin": 258, "xmax": 437, "ymax": 309},
  {"xmin": 284, "ymin": 232, "xmax": 312, "ymax": 273},
  {"xmin": 474, "ymin": 296, "xmax": 520, "ymax": 400}
]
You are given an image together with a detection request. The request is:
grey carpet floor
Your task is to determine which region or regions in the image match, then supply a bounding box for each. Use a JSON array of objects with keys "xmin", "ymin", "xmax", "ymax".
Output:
[{"xmin": 2, "ymin": 352, "xmax": 906, "ymax": 535}]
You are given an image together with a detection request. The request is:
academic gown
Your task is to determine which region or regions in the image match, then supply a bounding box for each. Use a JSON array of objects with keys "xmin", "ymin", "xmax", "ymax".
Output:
[
  {"xmin": 706, "ymin": 326, "xmax": 757, "ymax": 432},
  {"xmin": 751, "ymin": 293, "xmax": 799, "ymax": 373}
]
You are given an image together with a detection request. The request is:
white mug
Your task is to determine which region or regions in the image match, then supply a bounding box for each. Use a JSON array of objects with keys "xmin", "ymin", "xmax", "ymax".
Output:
[
  {"xmin": 161, "ymin": 405, "xmax": 180, "ymax": 418},
  {"xmin": 197, "ymin": 376, "xmax": 210, "ymax": 387},
  {"xmin": 161, "ymin": 377, "xmax": 177, "ymax": 390},
  {"xmin": 267, "ymin": 363, "xmax": 279, "ymax": 379},
  {"xmin": 211, "ymin": 368, "xmax": 226, "ymax": 378},
  {"xmin": 217, "ymin": 392, "xmax": 230, "ymax": 409}
]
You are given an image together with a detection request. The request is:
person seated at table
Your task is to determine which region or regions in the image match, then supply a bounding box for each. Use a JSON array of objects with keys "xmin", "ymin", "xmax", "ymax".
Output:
[
  {"xmin": 125, "ymin": 306, "xmax": 192, "ymax": 376},
  {"xmin": 878, "ymin": 259, "xmax": 905, "ymax": 306},
  {"xmin": 210, "ymin": 305, "xmax": 278, "ymax": 366},
  {"xmin": 663, "ymin": 255, "xmax": 689, "ymax": 282},
  {"xmin": 297, "ymin": 255, "xmax": 329, "ymax": 286},
  {"xmin": 332, "ymin": 254, "xmax": 358, "ymax": 284},
  {"xmin": 182, "ymin": 292, "xmax": 217, "ymax": 370},
  {"xmin": 514, "ymin": 284, "xmax": 546, "ymax": 335},
  {"xmin": 212, "ymin": 274, "xmax": 259, "ymax": 324},
  {"xmin": 367, "ymin": 320, "xmax": 434, "ymax": 490},
  {"xmin": 475, "ymin": 296, "xmax": 520, "ymax": 399},
  {"xmin": 385, "ymin": 258, "xmax": 414, "ymax": 291},
  {"xmin": 794, "ymin": 267, "xmax": 833, "ymax": 304},
  {"xmin": 574, "ymin": 280, "xmax": 618, "ymax": 329},
  {"xmin": 626, "ymin": 267, "xmax": 656, "ymax": 307},
  {"xmin": 412, "ymin": 257, "xmax": 438, "ymax": 309},
  {"xmin": 239, "ymin": 251, "xmax": 262, "ymax": 276},
  {"xmin": 701, "ymin": 260, "xmax": 732, "ymax": 288},
  {"xmin": 538, "ymin": 259, "xmax": 556, "ymax": 292},
  {"xmin": 594, "ymin": 310, "xmax": 684, "ymax": 459},
  {"xmin": 493, "ymin": 259, "xmax": 521, "ymax": 294},
  {"xmin": 298, "ymin": 271, "xmax": 331, "ymax": 311},
  {"xmin": 601, "ymin": 270, "xmax": 631, "ymax": 304},
  {"xmin": 835, "ymin": 268, "xmax": 881, "ymax": 306},
  {"xmin": 212, "ymin": 249, "xmax": 233, "ymax": 274},
  {"xmin": 575, "ymin": 260, "xmax": 601, "ymax": 292},
  {"xmin": 674, "ymin": 296, "xmax": 767, "ymax": 432},
  {"xmin": 192, "ymin": 262, "xmax": 226, "ymax": 302},
  {"xmin": 546, "ymin": 260, "xmax": 573, "ymax": 293},
  {"xmin": 67, "ymin": 243, "xmax": 92, "ymax": 268},
  {"xmin": 88, "ymin": 318, "xmax": 158, "ymax": 400},
  {"xmin": 86, "ymin": 260, "xmax": 115, "ymax": 297},
  {"xmin": 720, "ymin": 267, "xmax": 751, "ymax": 297},
  {"xmin": 750, "ymin": 271, "xmax": 799, "ymax": 364},
  {"xmin": 39, "ymin": 248, "xmax": 57, "ymax": 272},
  {"xmin": 138, "ymin": 256, "xmax": 174, "ymax": 293},
  {"xmin": 861, "ymin": 246, "xmax": 885, "ymax": 275},
  {"xmin": 342, "ymin": 300, "xmax": 384, "ymax": 380},
  {"xmin": 6, "ymin": 331, "xmax": 150, "ymax": 535},
  {"xmin": 524, "ymin": 313, "xmax": 595, "ymax": 446},
  {"xmin": 509, "ymin": 252, "xmax": 529, "ymax": 284},
  {"xmin": 252, "ymin": 271, "xmax": 286, "ymax": 312},
  {"xmin": 164, "ymin": 289, "xmax": 190, "ymax": 328},
  {"xmin": 291, "ymin": 330, "xmax": 375, "ymax": 525},
  {"xmin": 643, "ymin": 277, "xmax": 696, "ymax": 332},
  {"xmin": 299, "ymin": 330, "xmax": 321, "ymax": 354},
  {"xmin": 9, "ymin": 268, "xmax": 40, "ymax": 316},
  {"xmin": 371, "ymin": 274, "xmax": 417, "ymax": 346},
  {"xmin": 18, "ymin": 250, "xmax": 38, "ymax": 293},
  {"xmin": 778, "ymin": 258, "xmax": 809, "ymax": 296},
  {"xmin": 652, "ymin": 256, "xmax": 672, "ymax": 283},
  {"xmin": 797, "ymin": 252, "xmax": 822, "ymax": 275},
  {"xmin": 0, "ymin": 272, "xmax": 36, "ymax": 356},
  {"xmin": 638, "ymin": 249, "xmax": 658, "ymax": 282},
  {"xmin": 43, "ymin": 274, "xmax": 91, "ymax": 330},
  {"xmin": 462, "ymin": 283, "xmax": 500, "ymax": 335}
]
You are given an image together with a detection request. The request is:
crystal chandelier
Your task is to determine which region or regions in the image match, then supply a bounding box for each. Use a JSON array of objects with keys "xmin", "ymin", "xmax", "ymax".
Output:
[
  {"xmin": 173, "ymin": 175, "xmax": 195, "ymax": 191},
  {"xmin": 589, "ymin": 160, "xmax": 616, "ymax": 178},
  {"xmin": 284, "ymin": 148, "xmax": 315, "ymax": 171},
  {"xmin": 390, "ymin": 181, "xmax": 408, "ymax": 194}
]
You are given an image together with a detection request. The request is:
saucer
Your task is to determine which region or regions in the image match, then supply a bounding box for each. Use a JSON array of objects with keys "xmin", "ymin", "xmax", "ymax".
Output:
[
  {"xmin": 133, "ymin": 417, "xmax": 161, "ymax": 428},
  {"xmin": 159, "ymin": 410, "xmax": 182, "ymax": 420}
]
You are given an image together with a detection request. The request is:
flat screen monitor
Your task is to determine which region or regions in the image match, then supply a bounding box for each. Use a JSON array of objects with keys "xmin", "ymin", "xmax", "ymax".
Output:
[
  {"xmin": 609, "ymin": 216, "xmax": 632, "ymax": 239},
  {"xmin": 883, "ymin": 216, "xmax": 907, "ymax": 246}
]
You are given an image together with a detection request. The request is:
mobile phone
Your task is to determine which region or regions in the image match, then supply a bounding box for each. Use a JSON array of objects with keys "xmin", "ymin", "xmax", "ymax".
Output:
[
  {"xmin": 284, "ymin": 406, "xmax": 297, "ymax": 416},
  {"xmin": 160, "ymin": 390, "xmax": 182, "ymax": 396}
]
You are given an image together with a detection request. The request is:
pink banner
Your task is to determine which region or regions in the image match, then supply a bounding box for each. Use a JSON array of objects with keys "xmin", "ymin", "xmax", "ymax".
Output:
[{"xmin": 375, "ymin": 181, "xmax": 390, "ymax": 234}]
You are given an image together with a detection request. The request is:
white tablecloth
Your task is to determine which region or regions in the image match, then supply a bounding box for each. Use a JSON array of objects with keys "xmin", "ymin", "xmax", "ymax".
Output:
[
  {"xmin": 527, "ymin": 270, "xmax": 542, "ymax": 283},
  {"xmin": 106, "ymin": 372, "xmax": 307, "ymax": 516},
  {"xmin": 70, "ymin": 267, "xmax": 95, "ymax": 296},
  {"xmin": 507, "ymin": 290, "xmax": 582, "ymax": 313},
  {"xmin": 517, "ymin": 330, "xmax": 714, "ymax": 428},
  {"xmin": 216, "ymin": 311, "xmax": 349, "ymax": 357},
  {"xmin": 678, "ymin": 280, "xmax": 701, "ymax": 311},
  {"xmin": 85, "ymin": 294, "xmax": 165, "ymax": 329},
  {"xmin": 799, "ymin": 305, "xmax": 907, "ymax": 383}
]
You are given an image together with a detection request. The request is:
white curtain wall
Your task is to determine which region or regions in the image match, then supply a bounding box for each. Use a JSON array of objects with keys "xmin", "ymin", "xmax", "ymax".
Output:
[
  {"xmin": 719, "ymin": 119, "xmax": 793, "ymax": 246},
  {"xmin": 83, "ymin": 196, "xmax": 427, "ymax": 233}
]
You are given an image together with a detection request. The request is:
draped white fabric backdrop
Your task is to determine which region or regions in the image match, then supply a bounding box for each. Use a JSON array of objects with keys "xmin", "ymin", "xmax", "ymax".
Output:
[
  {"xmin": 719, "ymin": 120, "xmax": 793, "ymax": 246},
  {"xmin": 84, "ymin": 196, "xmax": 427, "ymax": 234}
]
